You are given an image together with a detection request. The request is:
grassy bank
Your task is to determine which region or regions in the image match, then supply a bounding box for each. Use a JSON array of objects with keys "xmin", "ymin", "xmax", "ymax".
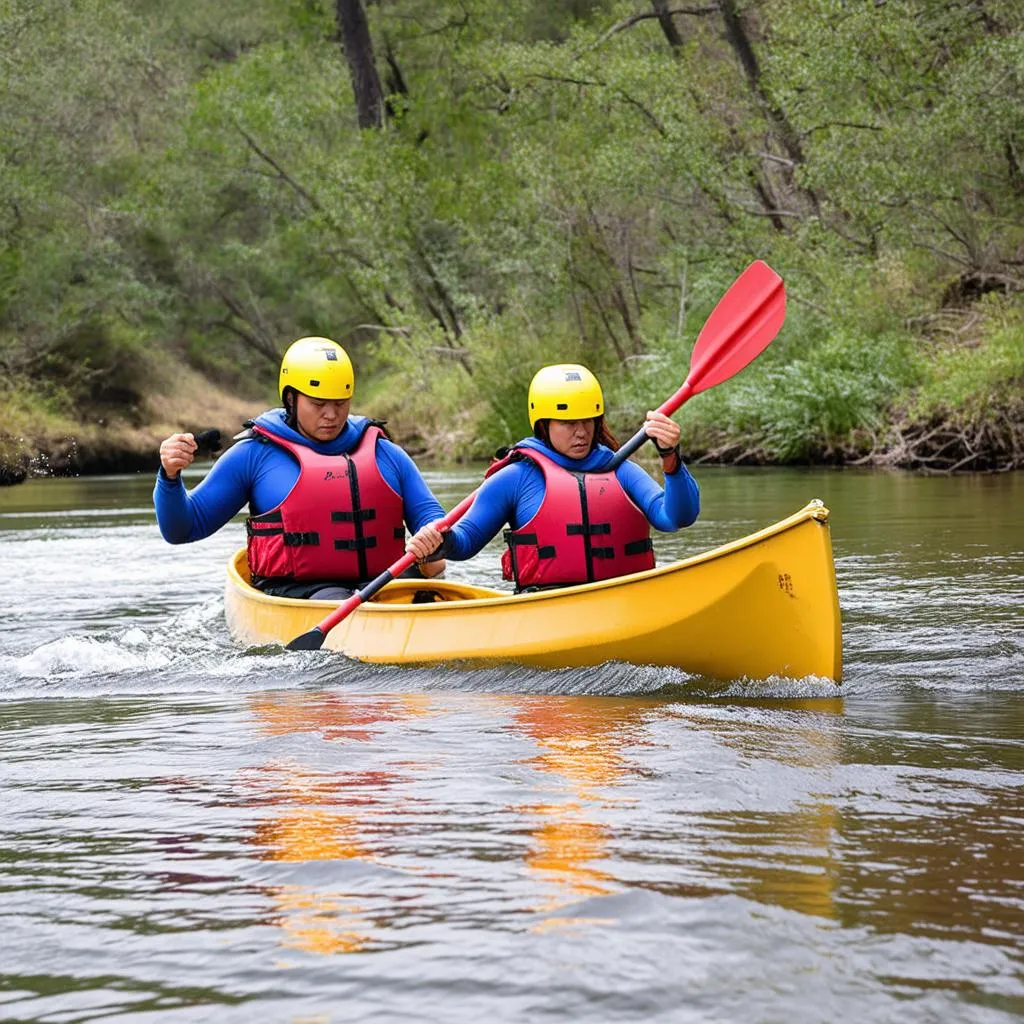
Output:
[
  {"xmin": 0, "ymin": 367, "xmax": 267, "ymax": 485},
  {"xmin": 3, "ymin": 289, "xmax": 1021, "ymax": 485}
]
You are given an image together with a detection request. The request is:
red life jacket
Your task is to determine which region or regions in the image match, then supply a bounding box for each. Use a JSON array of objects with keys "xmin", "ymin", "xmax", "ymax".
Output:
[
  {"xmin": 486, "ymin": 446, "xmax": 655, "ymax": 589},
  {"xmin": 246, "ymin": 423, "xmax": 405, "ymax": 583}
]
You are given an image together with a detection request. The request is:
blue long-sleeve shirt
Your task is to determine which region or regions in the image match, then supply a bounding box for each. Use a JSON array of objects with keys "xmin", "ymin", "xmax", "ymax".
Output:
[
  {"xmin": 443, "ymin": 436, "xmax": 700, "ymax": 560},
  {"xmin": 153, "ymin": 410, "xmax": 444, "ymax": 544}
]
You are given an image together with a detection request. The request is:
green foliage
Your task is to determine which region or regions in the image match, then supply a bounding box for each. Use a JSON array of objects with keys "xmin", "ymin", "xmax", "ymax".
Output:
[
  {"xmin": 910, "ymin": 296, "xmax": 1024, "ymax": 417},
  {"xmin": 617, "ymin": 273, "xmax": 923, "ymax": 462},
  {"xmin": 1, "ymin": 0, "xmax": 1022, "ymax": 462}
]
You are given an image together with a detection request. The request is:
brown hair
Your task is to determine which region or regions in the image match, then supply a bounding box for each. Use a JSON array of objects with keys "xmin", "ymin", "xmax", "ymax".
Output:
[
  {"xmin": 534, "ymin": 416, "xmax": 620, "ymax": 453},
  {"xmin": 282, "ymin": 387, "xmax": 297, "ymax": 428}
]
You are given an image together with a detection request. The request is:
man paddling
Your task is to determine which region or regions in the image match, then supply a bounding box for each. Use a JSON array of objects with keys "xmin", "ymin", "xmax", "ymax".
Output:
[
  {"xmin": 406, "ymin": 363, "xmax": 699, "ymax": 591},
  {"xmin": 155, "ymin": 336, "xmax": 446, "ymax": 599}
]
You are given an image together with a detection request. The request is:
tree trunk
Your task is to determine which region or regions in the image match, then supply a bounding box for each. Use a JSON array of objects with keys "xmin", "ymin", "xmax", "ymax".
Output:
[
  {"xmin": 651, "ymin": 0, "xmax": 685, "ymax": 50},
  {"xmin": 335, "ymin": 0, "xmax": 385, "ymax": 129},
  {"xmin": 718, "ymin": 0, "xmax": 805, "ymax": 166}
]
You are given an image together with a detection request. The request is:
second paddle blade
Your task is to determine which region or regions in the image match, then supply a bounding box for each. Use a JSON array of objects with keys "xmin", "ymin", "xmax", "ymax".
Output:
[{"xmin": 285, "ymin": 627, "xmax": 327, "ymax": 652}]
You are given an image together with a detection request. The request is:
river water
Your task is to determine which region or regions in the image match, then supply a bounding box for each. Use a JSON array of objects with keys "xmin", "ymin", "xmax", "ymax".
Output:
[{"xmin": 0, "ymin": 466, "xmax": 1021, "ymax": 1022}]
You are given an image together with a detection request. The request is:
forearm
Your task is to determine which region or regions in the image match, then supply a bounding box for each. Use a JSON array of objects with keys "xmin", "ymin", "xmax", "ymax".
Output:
[
  {"xmin": 442, "ymin": 509, "xmax": 504, "ymax": 560},
  {"xmin": 660, "ymin": 461, "xmax": 700, "ymax": 527},
  {"xmin": 620, "ymin": 460, "xmax": 699, "ymax": 532},
  {"xmin": 441, "ymin": 474, "xmax": 519, "ymax": 559},
  {"xmin": 154, "ymin": 472, "xmax": 201, "ymax": 543},
  {"xmin": 153, "ymin": 456, "xmax": 250, "ymax": 543}
]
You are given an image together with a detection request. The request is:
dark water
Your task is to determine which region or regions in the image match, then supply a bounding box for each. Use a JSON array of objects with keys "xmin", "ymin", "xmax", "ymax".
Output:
[{"xmin": 1, "ymin": 467, "xmax": 1021, "ymax": 1022}]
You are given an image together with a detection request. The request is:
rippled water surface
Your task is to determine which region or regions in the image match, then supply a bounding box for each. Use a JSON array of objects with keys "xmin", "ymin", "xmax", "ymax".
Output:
[{"xmin": 1, "ymin": 466, "xmax": 1021, "ymax": 1022}]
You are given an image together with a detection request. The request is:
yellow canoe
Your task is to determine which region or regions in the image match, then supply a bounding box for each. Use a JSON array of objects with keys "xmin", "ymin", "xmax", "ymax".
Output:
[{"xmin": 224, "ymin": 500, "xmax": 842, "ymax": 682}]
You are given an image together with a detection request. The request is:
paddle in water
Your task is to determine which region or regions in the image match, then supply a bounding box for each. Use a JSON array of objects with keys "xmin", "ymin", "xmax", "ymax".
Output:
[{"xmin": 286, "ymin": 259, "xmax": 785, "ymax": 652}]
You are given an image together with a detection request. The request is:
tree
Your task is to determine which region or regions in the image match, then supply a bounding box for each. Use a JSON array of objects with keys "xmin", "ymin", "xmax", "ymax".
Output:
[{"xmin": 335, "ymin": 0, "xmax": 385, "ymax": 128}]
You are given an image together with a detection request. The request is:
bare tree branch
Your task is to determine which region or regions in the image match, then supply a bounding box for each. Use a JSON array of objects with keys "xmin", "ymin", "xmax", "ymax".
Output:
[
  {"xmin": 235, "ymin": 123, "xmax": 323, "ymax": 212},
  {"xmin": 580, "ymin": 5, "xmax": 717, "ymax": 55}
]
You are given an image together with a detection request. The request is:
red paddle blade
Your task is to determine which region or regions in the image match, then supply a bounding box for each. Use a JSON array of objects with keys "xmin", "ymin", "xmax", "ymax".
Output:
[{"xmin": 687, "ymin": 260, "xmax": 785, "ymax": 395}]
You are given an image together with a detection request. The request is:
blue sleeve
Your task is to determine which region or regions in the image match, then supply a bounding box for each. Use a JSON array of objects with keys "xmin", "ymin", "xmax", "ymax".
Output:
[
  {"xmin": 616, "ymin": 460, "xmax": 700, "ymax": 532},
  {"xmin": 153, "ymin": 441, "xmax": 257, "ymax": 544},
  {"xmin": 376, "ymin": 439, "xmax": 445, "ymax": 533},
  {"xmin": 442, "ymin": 464, "xmax": 527, "ymax": 560}
]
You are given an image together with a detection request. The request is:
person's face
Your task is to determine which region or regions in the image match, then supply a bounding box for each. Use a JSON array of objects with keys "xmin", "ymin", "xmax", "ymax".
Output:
[
  {"xmin": 547, "ymin": 418, "xmax": 596, "ymax": 460},
  {"xmin": 295, "ymin": 393, "xmax": 350, "ymax": 442}
]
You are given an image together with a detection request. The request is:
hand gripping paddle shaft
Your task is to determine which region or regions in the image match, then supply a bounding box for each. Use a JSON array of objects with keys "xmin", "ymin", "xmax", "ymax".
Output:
[{"xmin": 286, "ymin": 490, "xmax": 478, "ymax": 651}]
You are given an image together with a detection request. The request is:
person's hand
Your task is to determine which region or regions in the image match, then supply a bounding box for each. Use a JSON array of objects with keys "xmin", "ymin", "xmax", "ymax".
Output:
[
  {"xmin": 406, "ymin": 522, "xmax": 445, "ymax": 563},
  {"xmin": 643, "ymin": 410, "xmax": 681, "ymax": 453},
  {"xmin": 160, "ymin": 433, "xmax": 197, "ymax": 480}
]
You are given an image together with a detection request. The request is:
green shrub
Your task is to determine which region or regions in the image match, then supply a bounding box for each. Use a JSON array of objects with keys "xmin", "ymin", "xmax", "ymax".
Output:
[{"xmin": 910, "ymin": 295, "xmax": 1024, "ymax": 419}]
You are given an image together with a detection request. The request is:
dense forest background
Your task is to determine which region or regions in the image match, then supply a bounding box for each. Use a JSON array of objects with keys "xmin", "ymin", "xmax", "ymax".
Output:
[{"xmin": 1, "ymin": 0, "xmax": 1022, "ymax": 483}]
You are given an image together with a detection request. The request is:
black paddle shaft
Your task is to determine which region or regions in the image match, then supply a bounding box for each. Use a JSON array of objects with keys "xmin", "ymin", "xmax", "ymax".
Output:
[{"xmin": 608, "ymin": 425, "xmax": 652, "ymax": 470}]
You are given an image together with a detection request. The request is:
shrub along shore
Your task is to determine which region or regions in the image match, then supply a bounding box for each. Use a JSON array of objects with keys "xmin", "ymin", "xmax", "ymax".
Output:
[
  {"xmin": 3, "ymin": 311, "xmax": 1021, "ymax": 486},
  {"xmin": 2, "ymin": 0, "xmax": 1021, "ymax": 485}
]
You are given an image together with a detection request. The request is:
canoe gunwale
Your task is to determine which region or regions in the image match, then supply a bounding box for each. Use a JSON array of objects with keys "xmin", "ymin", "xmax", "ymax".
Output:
[{"xmin": 226, "ymin": 499, "xmax": 833, "ymax": 614}]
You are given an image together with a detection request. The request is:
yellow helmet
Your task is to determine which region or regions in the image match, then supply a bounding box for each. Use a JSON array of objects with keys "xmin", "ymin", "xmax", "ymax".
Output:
[
  {"xmin": 527, "ymin": 364, "xmax": 604, "ymax": 428},
  {"xmin": 278, "ymin": 337, "xmax": 354, "ymax": 401}
]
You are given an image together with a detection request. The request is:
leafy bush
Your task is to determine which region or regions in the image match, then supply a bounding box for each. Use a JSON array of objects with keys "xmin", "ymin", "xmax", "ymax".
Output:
[{"xmin": 909, "ymin": 295, "xmax": 1024, "ymax": 418}]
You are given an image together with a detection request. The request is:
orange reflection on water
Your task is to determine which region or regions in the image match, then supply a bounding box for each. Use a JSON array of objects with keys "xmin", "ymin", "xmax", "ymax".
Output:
[
  {"xmin": 509, "ymin": 697, "xmax": 653, "ymax": 925},
  {"xmin": 511, "ymin": 695, "xmax": 845, "ymax": 925},
  {"xmin": 250, "ymin": 692, "xmax": 433, "ymax": 740},
  {"xmin": 245, "ymin": 692, "xmax": 437, "ymax": 957}
]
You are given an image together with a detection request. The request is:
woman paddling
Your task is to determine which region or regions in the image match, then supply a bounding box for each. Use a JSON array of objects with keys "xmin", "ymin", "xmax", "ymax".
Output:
[
  {"xmin": 155, "ymin": 336, "xmax": 445, "ymax": 599},
  {"xmin": 406, "ymin": 364, "xmax": 699, "ymax": 590}
]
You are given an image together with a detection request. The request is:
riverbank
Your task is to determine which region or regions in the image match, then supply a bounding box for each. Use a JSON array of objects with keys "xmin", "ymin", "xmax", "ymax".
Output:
[
  {"xmin": 3, "ymin": 304, "xmax": 1022, "ymax": 485},
  {"xmin": 0, "ymin": 369, "xmax": 266, "ymax": 486},
  {"xmin": 5, "ymin": 0, "xmax": 1021, "ymax": 491},
  {"xmin": 4, "ymin": 391, "xmax": 1021, "ymax": 484}
]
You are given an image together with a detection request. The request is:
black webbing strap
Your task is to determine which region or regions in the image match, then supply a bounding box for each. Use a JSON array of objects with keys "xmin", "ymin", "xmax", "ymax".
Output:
[
  {"xmin": 331, "ymin": 509, "xmax": 377, "ymax": 522},
  {"xmin": 344, "ymin": 455, "xmax": 369, "ymax": 580},
  {"xmin": 506, "ymin": 532, "xmax": 538, "ymax": 546},
  {"xmin": 247, "ymin": 509, "xmax": 284, "ymax": 537},
  {"xmin": 334, "ymin": 537, "xmax": 378, "ymax": 551},
  {"xmin": 246, "ymin": 522, "xmax": 283, "ymax": 537},
  {"xmin": 624, "ymin": 538, "xmax": 654, "ymax": 556},
  {"xmin": 565, "ymin": 522, "xmax": 611, "ymax": 535},
  {"xmin": 574, "ymin": 474, "xmax": 595, "ymax": 583},
  {"xmin": 284, "ymin": 531, "xmax": 320, "ymax": 547}
]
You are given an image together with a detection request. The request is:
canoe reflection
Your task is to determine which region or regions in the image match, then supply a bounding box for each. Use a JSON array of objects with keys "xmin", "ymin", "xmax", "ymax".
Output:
[
  {"xmin": 510, "ymin": 696, "xmax": 845, "ymax": 925},
  {"xmin": 247, "ymin": 693, "xmax": 434, "ymax": 955},
  {"xmin": 509, "ymin": 697, "xmax": 643, "ymax": 929},
  {"xmin": 241, "ymin": 692, "xmax": 847, "ymax": 954}
]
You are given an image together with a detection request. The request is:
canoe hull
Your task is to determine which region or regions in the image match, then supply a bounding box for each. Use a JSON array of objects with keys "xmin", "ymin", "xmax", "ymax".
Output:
[{"xmin": 225, "ymin": 501, "xmax": 842, "ymax": 682}]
